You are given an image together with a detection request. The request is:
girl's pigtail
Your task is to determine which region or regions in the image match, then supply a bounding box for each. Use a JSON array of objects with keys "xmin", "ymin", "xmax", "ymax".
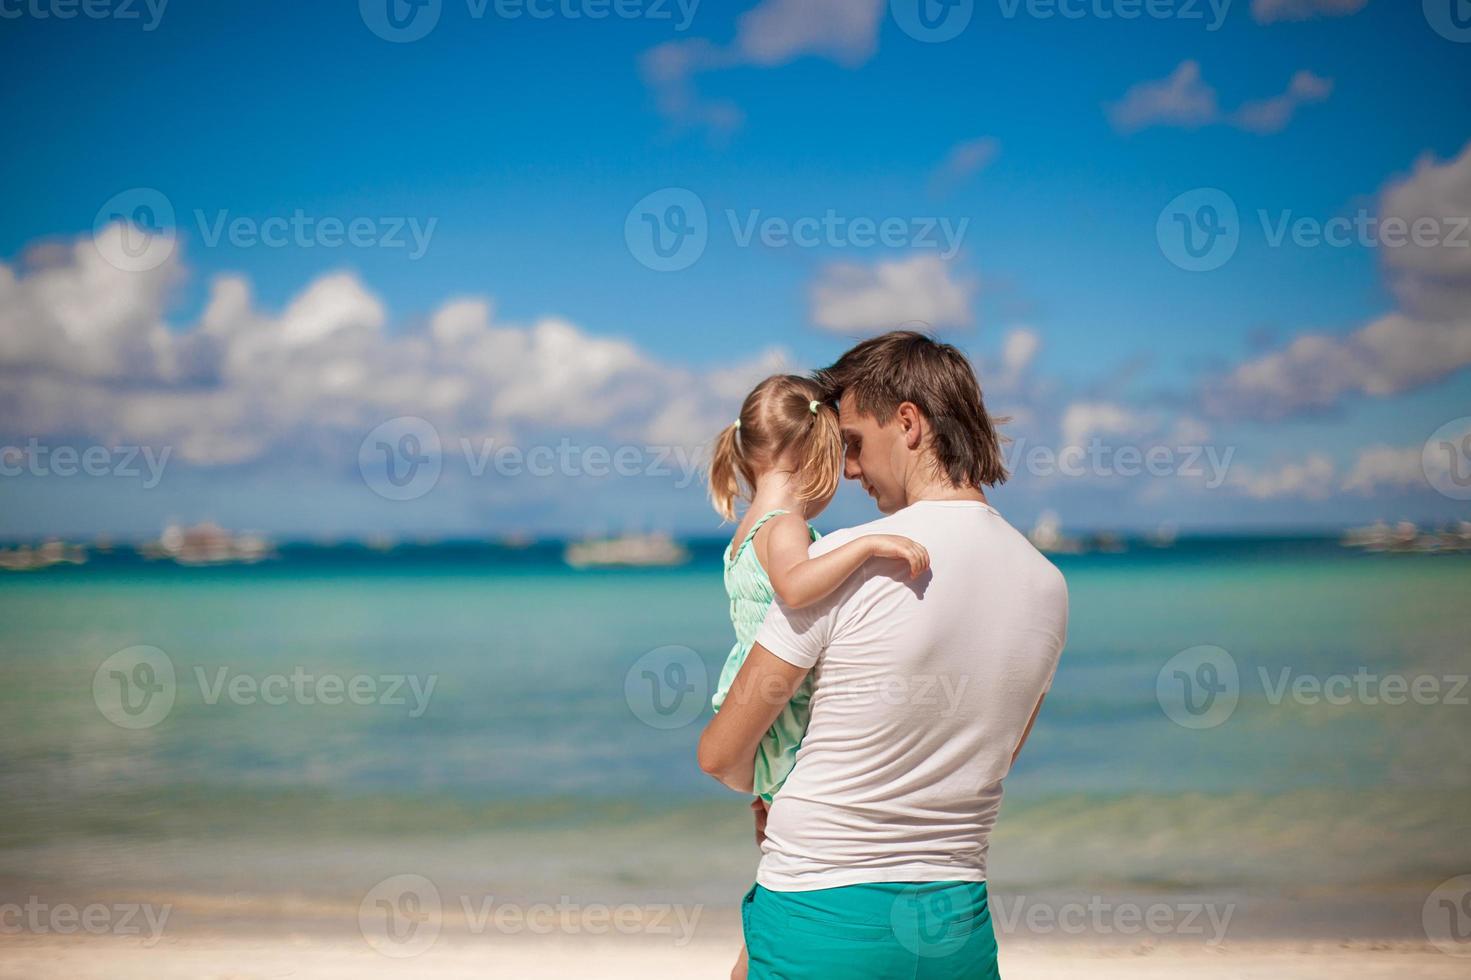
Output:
[
  {"xmin": 708, "ymin": 421, "xmax": 744, "ymax": 522},
  {"xmin": 796, "ymin": 401, "xmax": 842, "ymax": 507}
]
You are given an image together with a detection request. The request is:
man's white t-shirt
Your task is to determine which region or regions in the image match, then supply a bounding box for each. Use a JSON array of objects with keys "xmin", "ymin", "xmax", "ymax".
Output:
[{"xmin": 753, "ymin": 499, "xmax": 1068, "ymax": 892}]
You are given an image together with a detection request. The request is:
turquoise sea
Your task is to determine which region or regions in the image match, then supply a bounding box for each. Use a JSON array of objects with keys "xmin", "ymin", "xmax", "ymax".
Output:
[{"xmin": 2, "ymin": 537, "xmax": 1468, "ymax": 932}]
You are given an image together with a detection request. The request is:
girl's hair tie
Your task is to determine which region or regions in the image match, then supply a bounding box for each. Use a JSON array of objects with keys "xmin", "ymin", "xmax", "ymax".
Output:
[
  {"xmin": 809, "ymin": 400, "xmax": 821, "ymax": 415},
  {"xmin": 733, "ymin": 418, "xmax": 741, "ymax": 429}
]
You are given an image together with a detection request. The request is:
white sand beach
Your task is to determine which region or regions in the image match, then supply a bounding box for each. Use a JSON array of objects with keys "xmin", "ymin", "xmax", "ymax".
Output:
[{"xmin": 1, "ymin": 933, "xmax": 1466, "ymax": 979}]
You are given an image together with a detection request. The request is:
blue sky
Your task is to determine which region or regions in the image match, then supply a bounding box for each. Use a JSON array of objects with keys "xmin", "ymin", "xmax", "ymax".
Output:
[{"xmin": 1, "ymin": 0, "xmax": 1469, "ymax": 539}]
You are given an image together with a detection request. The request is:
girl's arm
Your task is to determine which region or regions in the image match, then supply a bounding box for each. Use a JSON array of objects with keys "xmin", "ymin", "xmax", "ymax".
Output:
[{"xmin": 756, "ymin": 514, "xmax": 929, "ymax": 610}]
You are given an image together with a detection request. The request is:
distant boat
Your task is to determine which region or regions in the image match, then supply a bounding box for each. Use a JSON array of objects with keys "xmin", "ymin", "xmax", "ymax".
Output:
[
  {"xmin": 1145, "ymin": 523, "xmax": 1179, "ymax": 548},
  {"xmin": 564, "ymin": 532, "xmax": 690, "ymax": 569},
  {"xmin": 140, "ymin": 522, "xmax": 275, "ymax": 566},
  {"xmin": 1087, "ymin": 531, "xmax": 1127, "ymax": 554},
  {"xmin": 1341, "ymin": 520, "xmax": 1471, "ymax": 553},
  {"xmin": 1027, "ymin": 511, "xmax": 1084, "ymax": 555},
  {"xmin": 0, "ymin": 539, "xmax": 87, "ymax": 572}
]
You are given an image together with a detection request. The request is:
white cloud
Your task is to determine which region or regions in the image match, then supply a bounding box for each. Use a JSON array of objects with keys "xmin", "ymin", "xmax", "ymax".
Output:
[
  {"xmin": 1059, "ymin": 401, "xmax": 1159, "ymax": 450},
  {"xmin": 929, "ymin": 137, "xmax": 999, "ymax": 197},
  {"xmin": 1202, "ymin": 314, "xmax": 1471, "ymax": 420},
  {"xmin": 1380, "ymin": 140, "xmax": 1471, "ymax": 321},
  {"xmin": 640, "ymin": 0, "xmax": 885, "ymax": 139},
  {"xmin": 808, "ymin": 255, "xmax": 976, "ymax": 335},
  {"xmin": 1228, "ymin": 453, "xmax": 1335, "ymax": 499},
  {"xmin": 1231, "ymin": 70, "xmax": 1334, "ymax": 135},
  {"xmin": 0, "ymin": 226, "xmax": 187, "ymax": 383},
  {"xmin": 1341, "ymin": 444, "xmax": 1427, "ymax": 495},
  {"xmin": 734, "ymin": 0, "xmax": 883, "ymax": 67},
  {"xmin": 1203, "ymin": 141, "xmax": 1471, "ymax": 421},
  {"xmin": 1251, "ymin": 0, "xmax": 1369, "ymax": 24},
  {"xmin": 1001, "ymin": 328, "xmax": 1040, "ymax": 382},
  {"xmin": 1106, "ymin": 61, "xmax": 1332, "ymax": 135},
  {"xmin": 1106, "ymin": 61, "xmax": 1218, "ymax": 134},
  {"xmin": 0, "ymin": 229, "xmax": 787, "ymax": 468}
]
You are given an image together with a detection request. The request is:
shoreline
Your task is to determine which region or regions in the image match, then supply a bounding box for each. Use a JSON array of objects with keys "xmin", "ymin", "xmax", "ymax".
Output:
[
  {"xmin": 0, "ymin": 877, "xmax": 1452, "ymax": 945},
  {"xmin": 0, "ymin": 932, "xmax": 1465, "ymax": 980}
]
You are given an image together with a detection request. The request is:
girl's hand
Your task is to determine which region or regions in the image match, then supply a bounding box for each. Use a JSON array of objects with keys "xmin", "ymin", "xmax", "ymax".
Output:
[
  {"xmin": 865, "ymin": 535, "xmax": 930, "ymax": 579},
  {"xmin": 751, "ymin": 797, "xmax": 768, "ymax": 847}
]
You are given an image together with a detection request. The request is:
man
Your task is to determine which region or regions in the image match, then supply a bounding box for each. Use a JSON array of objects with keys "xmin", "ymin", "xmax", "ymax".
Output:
[{"xmin": 699, "ymin": 331, "xmax": 1068, "ymax": 979}]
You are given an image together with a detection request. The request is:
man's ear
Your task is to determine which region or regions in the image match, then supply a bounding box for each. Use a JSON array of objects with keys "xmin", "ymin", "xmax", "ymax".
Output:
[{"xmin": 896, "ymin": 402, "xmax": 924, "ymax": 450}]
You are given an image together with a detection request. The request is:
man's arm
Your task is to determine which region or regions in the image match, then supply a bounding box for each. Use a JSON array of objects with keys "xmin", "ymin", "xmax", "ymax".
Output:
[
  {"xmin": 697, "ymin": 643, "xmax": 810, "ymax": 793},
  {"xmin": 1011, "ymin": 693, "xmax": 1046, "ymax": 766}
]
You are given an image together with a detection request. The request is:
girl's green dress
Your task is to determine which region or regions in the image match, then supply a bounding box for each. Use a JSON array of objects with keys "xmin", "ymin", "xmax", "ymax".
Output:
[{"xmin": 711, "ymin": 509, "xmax": 819, "ymax": 802}]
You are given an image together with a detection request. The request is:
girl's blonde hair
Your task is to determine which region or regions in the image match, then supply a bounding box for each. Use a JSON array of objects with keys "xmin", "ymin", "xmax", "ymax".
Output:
[{"xmin": 708, "ymin": 374, "xmax": 842, "ymax": 522}]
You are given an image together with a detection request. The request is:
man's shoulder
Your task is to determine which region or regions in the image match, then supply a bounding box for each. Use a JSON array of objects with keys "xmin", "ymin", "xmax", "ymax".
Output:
[{"xmin": 809, "ymin": 513, "xmax": 906, "ymax": 557}]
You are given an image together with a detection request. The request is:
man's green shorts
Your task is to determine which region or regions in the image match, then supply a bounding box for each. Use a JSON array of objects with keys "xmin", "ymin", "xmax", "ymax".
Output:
[{"xmin": 743, "ymin": 879, "xmax": 999, "ymax": 979}]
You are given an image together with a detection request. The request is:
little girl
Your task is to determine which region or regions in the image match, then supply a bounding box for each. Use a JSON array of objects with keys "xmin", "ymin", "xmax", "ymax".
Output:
[{"xmin": 707, "ymin": 374, "xmax": 929, "ymax": 979}]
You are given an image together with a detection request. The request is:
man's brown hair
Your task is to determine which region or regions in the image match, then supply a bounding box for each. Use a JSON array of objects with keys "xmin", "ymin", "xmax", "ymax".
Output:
[{"xmin": 814, "ymin": 330, "xmax": 1009, "ymax": 489}]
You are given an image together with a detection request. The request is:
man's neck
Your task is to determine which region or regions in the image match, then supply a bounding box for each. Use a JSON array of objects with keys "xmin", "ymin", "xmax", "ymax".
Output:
[{"xmin": 903, "ymin": 476, "xmax": 988, "ymax": 507}]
